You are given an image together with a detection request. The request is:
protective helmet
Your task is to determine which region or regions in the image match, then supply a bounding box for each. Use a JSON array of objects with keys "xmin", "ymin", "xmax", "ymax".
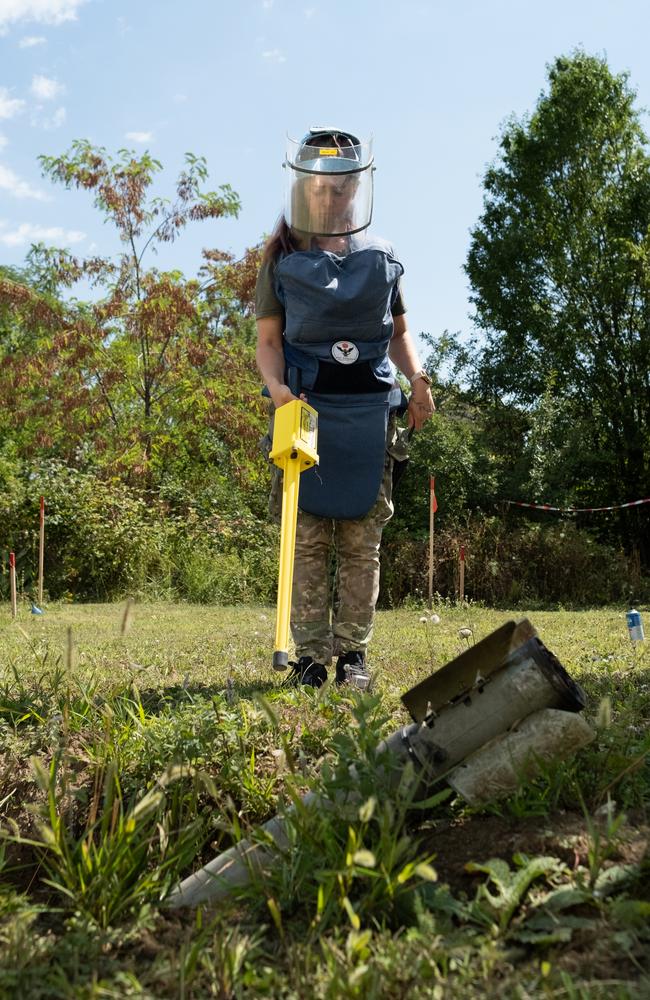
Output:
[{"xmin": 284, "ymin": 126, "xmax": 374, "ymax": 237}]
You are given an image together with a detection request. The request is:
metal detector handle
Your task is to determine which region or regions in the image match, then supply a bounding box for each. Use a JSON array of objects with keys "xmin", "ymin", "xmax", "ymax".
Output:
[{"xmin": 391, "ymin": 424, "xmax": 415, "ymax": 492}]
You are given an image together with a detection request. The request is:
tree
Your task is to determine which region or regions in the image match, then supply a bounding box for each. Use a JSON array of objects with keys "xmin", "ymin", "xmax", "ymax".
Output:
[
  {"xmin": 466, "ymin": 52, "xmax": 650, "ymax": 554},
  {"xmin": 0, "ymin": 143, "xmax": 265, "ymax": 486}
]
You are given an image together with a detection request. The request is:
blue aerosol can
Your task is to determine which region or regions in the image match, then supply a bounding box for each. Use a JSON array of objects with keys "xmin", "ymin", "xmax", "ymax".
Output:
[{"xmin": 626, "ymin": 609, "xmax": 645, "ymax": 642}]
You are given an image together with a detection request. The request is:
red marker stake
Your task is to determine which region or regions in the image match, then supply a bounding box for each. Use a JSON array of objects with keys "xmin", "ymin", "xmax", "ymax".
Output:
[
  {"xmin": 459, "ymin": 545, "xmax": 465, "ymax": 604},
  {"xmin": 428, "ymin": 475, "xmax": 437, "ymax": 608},
  {"xmin": 38, "ymin": 496, "xmax": 45, "ymax": 606},
  {"xmin": 9, "ymin": 551, "xmax": 17, "ymax": 619}
]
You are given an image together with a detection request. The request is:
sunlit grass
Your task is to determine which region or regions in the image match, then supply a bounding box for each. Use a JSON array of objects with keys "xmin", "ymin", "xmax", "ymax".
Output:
[
  {"xmin": 1, "ymin": 600, "xmax": 648, "ymax": 998},
  {"xmin": 2, "ymin": 599, "xmax": 644, "ymax": 695}
]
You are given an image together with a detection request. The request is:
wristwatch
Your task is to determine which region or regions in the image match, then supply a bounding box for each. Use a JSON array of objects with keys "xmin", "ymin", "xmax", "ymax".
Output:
[{"xmin": 409, "ymin": 369, "xmax": 432, "ymax": 387}]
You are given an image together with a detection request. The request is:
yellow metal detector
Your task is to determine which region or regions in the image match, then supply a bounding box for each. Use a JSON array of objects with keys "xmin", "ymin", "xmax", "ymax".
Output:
[{"xmin": 269, "ymin": 399, "xmax": 319, "ymax": 670}]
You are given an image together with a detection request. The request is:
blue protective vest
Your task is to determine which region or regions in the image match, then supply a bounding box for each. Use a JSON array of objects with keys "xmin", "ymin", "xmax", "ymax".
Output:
[{"xmin": 274, "ymin": 234, "xmax": 405, "ymax": 519}]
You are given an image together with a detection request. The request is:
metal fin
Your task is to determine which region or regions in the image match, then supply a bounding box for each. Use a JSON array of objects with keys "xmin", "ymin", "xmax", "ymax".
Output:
[{"xmin": 401, "ymin": 618, "xmax": 538, "ymax": 722}]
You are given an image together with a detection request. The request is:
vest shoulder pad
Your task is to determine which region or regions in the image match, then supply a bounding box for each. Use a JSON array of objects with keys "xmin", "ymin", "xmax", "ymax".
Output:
[{"xmin": 350, "ymin": 233, "xmax": 398, "ymax": 258}]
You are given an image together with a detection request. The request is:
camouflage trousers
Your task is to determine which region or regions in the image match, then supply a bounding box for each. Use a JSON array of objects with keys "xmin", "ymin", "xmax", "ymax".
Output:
[
  {"xmin": 262, "ymin": 405, "xmax": 409, "ymax": 665},
  {"xmin": 290, "ymin": 458, "xmax": 394, "ymax": 664}
]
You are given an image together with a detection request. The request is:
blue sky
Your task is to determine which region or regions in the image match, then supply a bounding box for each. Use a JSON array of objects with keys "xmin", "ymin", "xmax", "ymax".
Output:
[{"xmin": 2, "ymin": 0, "xmax": 650, "ymax": 350}]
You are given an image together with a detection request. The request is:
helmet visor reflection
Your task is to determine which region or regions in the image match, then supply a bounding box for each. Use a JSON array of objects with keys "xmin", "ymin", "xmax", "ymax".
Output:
[
  {"xmin": 285, "ymin": 134, "xmax": 374, "ymax": 236},
  {"xmin": 287, "ymin": 169, "xmax": 373, "ymax": 236}
]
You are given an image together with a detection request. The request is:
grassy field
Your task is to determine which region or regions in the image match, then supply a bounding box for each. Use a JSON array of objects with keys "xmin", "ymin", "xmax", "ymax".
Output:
[{"xmin": 1, "ymin": 601, "xmax": 649, "ymax": 999}]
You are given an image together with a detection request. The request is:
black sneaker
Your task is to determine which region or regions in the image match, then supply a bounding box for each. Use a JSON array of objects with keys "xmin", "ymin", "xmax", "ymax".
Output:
[
  {"xmin": 335, "ymin": 651, "xmax": 371, "ymax": 690},
  {"xmin": 285, "ymin": 656, "xmax": 328, "ymax": 689}
]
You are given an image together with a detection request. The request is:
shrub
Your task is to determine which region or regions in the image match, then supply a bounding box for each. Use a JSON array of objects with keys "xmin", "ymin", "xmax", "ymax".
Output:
[
  {"xmin": 0, "ymin": 460, "xmax": 279, "ymax": 604},
  {"xmin": 380, "ymin": 516, "xmax": 647, "ymax": 608},
  {"xmin": 0, "ymin": 462, "xmax": 170, "ymax": 600},
  {"xmin": 2, "ymin": 458, "xmax": 645, "ymax": 608},
  {"xmin": 170, "ymin": 537, "xmax": 277, "ymax": 605}
]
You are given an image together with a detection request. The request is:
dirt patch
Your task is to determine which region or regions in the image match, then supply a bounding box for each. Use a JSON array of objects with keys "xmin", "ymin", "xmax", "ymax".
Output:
[{"xmin": 421, "ymin": 810, "xmax": 649, "ymax": 895}]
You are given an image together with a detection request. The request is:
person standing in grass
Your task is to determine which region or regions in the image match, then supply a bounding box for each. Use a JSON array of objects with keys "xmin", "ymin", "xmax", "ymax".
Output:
[{"xmin": 256, "ymin": 126, "xmax": 434, "ymax": 689}]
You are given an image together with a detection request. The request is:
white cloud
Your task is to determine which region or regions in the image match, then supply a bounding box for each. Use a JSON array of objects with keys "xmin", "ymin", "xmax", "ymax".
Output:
[
  {"xmin": 0, "ymin": 87, "xmax": 26, "ymax": 119},
  {"xmin": 42, "ymin": 104, "xmax": 65, "ymax": 128},
  {"xmin": 262, "ymin": 48, "xmax": 286, "ymax": 63},
  {"xmin": 0, "ymin": 134, "xmax": 8, "ymax": 150},
  {"xmin": 0, "ymin": 163, "xmax": 48, "ymax": 199},
  {"xmin": 19, "ymin": 33, "xmax": 46, "ymax": 45},
  {"xmin": 30, "ymin": 102, "xmax": 66, "ymax": 129},
  {"xmin": 262, "ymin": 0, "xmax": 273, "ymax": 8},
  {"xmin": 50, "ymin": 104, "xmax": 65, "ymax": 126},
  {"xmin": 31, "ymin": 73, "xmax": 64, "ymax": 99},
  {"xmin": 0, "ymin": 219, "xmax": 85, "ymax": 247},
  {"xmin": 125, "ymin": 130, "xmax": 153, "ymax": 143},
  {"xmin": 172, "ymin": 93, "xmax": 187, "ymax": 105},
  {"xmin": 0, "ymin": 1, "xmax": 85, "ymax": 32}
]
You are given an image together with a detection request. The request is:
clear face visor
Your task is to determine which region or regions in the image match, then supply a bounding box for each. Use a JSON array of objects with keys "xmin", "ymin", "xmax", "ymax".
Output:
[{"xmin": 284, "ymin": 134, "xmax": 374, "ymax": 237}]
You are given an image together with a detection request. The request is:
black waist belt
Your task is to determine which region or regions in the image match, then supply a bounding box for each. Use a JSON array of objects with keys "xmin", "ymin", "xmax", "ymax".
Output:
[{"xmin": 312, "ymin": 360, "xmax": 388, "ymax": 394}]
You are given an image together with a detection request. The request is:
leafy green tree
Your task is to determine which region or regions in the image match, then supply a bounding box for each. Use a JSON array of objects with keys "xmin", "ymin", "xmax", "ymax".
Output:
[
  {"xmin": 429, "ymin": 332, "xmax": 531, "ymax": 505},
  {"xmin": 466, "ymin": 52, "xmax": 650, "ymax": 553},
  {"xmin": 391, "ymin": 387, "xmax": 500, "ymax": 537},
  {"xmin": 0, "ymin": 143, "xmax": 265, "ymax": 486}
]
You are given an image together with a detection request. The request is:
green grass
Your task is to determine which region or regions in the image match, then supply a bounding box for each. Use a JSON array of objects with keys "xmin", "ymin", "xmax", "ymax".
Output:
[{"xmin": 1, "ymin": 600, "xmax": 649, "ymax": 998}]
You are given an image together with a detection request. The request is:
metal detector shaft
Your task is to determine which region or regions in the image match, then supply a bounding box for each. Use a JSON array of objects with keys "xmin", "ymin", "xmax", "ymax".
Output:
[
  {"xmin": 274, "ymin": 457, "xmax": 300, "ymax": 666},
  {"xmin": 268, "ymin": 399, "xmax": 319, "ymax": 671}
]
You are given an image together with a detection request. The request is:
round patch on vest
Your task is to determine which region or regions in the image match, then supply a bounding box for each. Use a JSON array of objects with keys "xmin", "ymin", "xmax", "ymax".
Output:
[{"xmin": 331, "ymin": 340, "xmax": 359, "ymax": 365}]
